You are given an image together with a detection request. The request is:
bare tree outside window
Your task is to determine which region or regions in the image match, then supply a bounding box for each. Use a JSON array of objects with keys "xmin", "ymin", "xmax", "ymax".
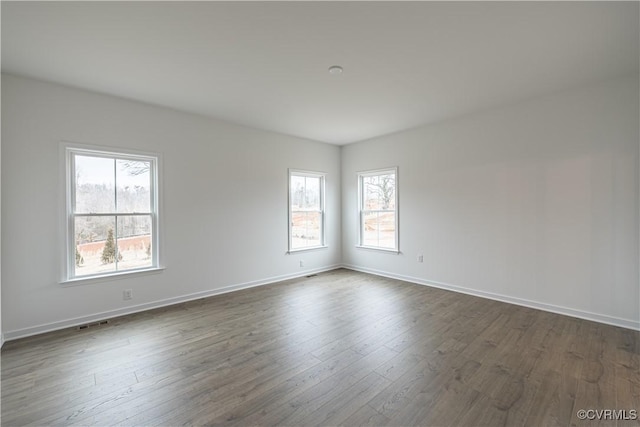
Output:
[
  {"xmin": 120, "ymin": 160, "xmax": 150, "ymax": 176},
  {"xmin": 364, "ymin": 174, "xmax": 395, "ymax": 210},
  {"xmin": 359, "ymin": 168, "xmax": 398, "ymax": 250}
]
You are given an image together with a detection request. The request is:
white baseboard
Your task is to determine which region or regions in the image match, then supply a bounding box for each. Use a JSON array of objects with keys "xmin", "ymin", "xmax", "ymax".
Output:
[
  {"xmin": 6, "ymin": 263, "xmax": 637, "ymax": 341},
  {"xmin": 342, "ymin": 264, "xmax": 640, "ymax": 331},
  {"xmin": 3, "ymin": 265, "xmax": 342, "ymax": 341}
]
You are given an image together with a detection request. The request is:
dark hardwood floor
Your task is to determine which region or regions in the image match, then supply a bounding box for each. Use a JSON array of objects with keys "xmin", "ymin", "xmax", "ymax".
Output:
[{"xmin": 1, "ymin": 269, "xmax": 638, "ymax": 426}]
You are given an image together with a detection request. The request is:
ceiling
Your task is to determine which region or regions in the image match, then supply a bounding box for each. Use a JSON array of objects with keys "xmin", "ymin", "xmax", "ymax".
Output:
[{"xmin": 2, "ymin": 1, "xmax": 638, "ymax": 145}]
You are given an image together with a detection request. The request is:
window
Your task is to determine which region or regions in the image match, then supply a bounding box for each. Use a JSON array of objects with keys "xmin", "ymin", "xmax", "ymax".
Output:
[
  {"xmin": 65, "ymin": 146, "xmax": 160, "ymax": 280},
  {"xmin": 289, "ymin": 170, "xmax": 326, "ymax": 251},
  {"xmin": 358, "ymin": 167, "xmax": 398, "ymax": 251}
]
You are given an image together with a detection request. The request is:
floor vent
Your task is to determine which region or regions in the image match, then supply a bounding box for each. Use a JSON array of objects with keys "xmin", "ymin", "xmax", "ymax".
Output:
[{"xmin": 77, "ymin": 320, "xmax": 109, "ymax": 330}]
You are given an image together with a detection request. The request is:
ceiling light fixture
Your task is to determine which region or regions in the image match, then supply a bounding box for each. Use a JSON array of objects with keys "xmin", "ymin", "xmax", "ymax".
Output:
[{"xmin": 328, "ymin": 65, "xmax": 343, "ymax": 75}]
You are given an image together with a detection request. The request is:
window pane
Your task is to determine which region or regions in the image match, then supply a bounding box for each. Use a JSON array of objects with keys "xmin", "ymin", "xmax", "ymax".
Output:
[
  {"xmin": 303, "ymin": 177, "xmax": 320, "ymax": 210},
  {"xmin": 116, "ymin": 159, "xmax": 151, "ymax": 213},
  {"xmin": 290, "ymin": 175, "xmax": 321, "ymax": 211},
  {"xmin": 363, "ymin": 173, "xmax": 395, "ymax": 210},
  {"xmin": 74, "ymin": 216, "xmax": 116, "ymax": 276},
  {"xmin": 68, "ymin": 148, "xmax": 159, "ymax": 280},
  {"xmin": 291, "ymin": 211, "xmax": 322, "ymax": 249},
  {"xmin": 290, "ymin": 175, "xmax": 306, "ymax": 209},
  {"xmin": 74, "ymin": 156, "xmax": 115, "ymax": 213},
  {"xmin": 117, "ymin": 215, "xmax": 153, "ymax": 271},
  {"xmin": 362, "ymin": 211, "xmax": 396, "ymax": 249}
]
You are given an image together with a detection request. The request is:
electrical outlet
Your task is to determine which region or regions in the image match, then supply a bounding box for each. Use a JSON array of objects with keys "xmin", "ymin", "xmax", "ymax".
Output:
[
  {"xmin": 299, "ymin": 260, "xmax": 304, "ymax": 268},
  {"xmin": 123, "ymin": 289, "xmax": 133, "ymax": 300},
  {"xmin": 417, "ymin": 254, "xmax": 424, "ymax": 263}
]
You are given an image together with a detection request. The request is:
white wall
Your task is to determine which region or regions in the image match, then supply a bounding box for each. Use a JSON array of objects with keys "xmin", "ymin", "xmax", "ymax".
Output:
[
  {"xmin": 1, "ymin": 73, "xmax": 3, "ymax": 346},
  {"xmin": 2, "ymin": 73, "xmax": 638, "ymax": 339},
  {"xmin": 1, "ymin": 74, "xmax": 342, "ymax": 338},
  {"xmin": 342, "ymin": 75, "xmax": 640, "ymax": 330}
]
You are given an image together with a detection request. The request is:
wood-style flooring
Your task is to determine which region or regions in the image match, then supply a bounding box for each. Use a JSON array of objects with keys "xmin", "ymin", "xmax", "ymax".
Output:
[{"xmin": 1, "ymin": 269, "xmax": 639, "ymax": 426}]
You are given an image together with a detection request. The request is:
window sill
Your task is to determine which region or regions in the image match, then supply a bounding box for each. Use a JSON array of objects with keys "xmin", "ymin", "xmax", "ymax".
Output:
[
  {"xmin": 355, "ymin": 245, "xmax": 400, "ymax": 254},
  {"xmin": 60, "ymin": 266, "xmax": 166, "ymax": 287},
  {"xmin": 287, "ymin": 245, "xmax": 328, "ymax": 254}
]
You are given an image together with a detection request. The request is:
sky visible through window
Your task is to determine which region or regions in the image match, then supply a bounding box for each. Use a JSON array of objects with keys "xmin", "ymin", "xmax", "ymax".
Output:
[{"xmin": 76, "ymin": 155, "xmax": 150, "ymax": 188}]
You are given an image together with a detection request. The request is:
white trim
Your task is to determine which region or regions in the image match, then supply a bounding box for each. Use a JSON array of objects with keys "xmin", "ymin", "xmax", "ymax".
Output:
[
  {"xmin": 61, "ymin": 141, "xmax": 163, "ymax": 282},
  {"xmin": 355, "ymin": 245, "xmax": 400, "ymax": 254},
  {"xmin": 4, "ymin": 264, "xmax": 638, "ymax": 340},
  {"xmin": 357, "ymin": 167, "xmax": 398, "ymax": 178},
  {"xmin": 342, "ymin": 264, "xmax": 640, "ymax": 331},
  {"xmin": 357, "ymin": 166, "xmax": 399, "ymax": 251},
  {"xmin": 287, "ymin": 245, "xmax": 328, "ymax": 254},
  {"xmin": 60, "ymin": 266, "xmax": 165, "ymax": 286},
  {"xmin": 288, "ymin": 169, "xmax": 327, "ymax": 252},
  {"xmin": 3, "ymin": 265, "xmax": 342, "ymax": 342}
]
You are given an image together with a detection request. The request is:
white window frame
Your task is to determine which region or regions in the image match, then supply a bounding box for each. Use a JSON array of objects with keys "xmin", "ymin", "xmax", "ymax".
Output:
[
  {"xmin": 63, "ymin": 143, "xmax": 162, "ymax": 283},
  {"xmin": 288, "ymin": 169, "xmax": 327, "ymax": 253},
  {"xmin": 357, "ymin": 167, "xmax": 399, "ymax": 252}
]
